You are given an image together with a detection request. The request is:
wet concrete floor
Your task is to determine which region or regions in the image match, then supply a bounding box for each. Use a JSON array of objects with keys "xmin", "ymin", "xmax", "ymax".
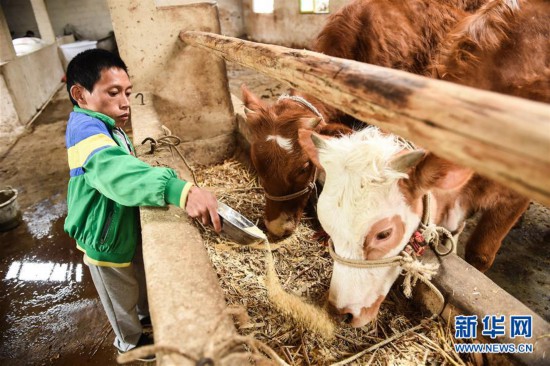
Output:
[{"xmin": 0, "ymin": 89, "xmax": 140, "ymax": 366}]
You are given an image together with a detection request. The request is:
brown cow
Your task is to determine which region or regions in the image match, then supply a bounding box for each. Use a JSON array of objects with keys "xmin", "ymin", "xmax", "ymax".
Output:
[
  {"xmin": 427, "ymin": 0, "xmax": 549, "ymax": 269},
  {"xmin": 432, "ymin": 0, "xmax": 550, "ymax": 102},
  {"xmin": 243, "ymin": 0, "xmax": 490, "ymax": 237},
  {"xmin": 299, "ymin": 0, "xmax": 548, "ymax": 327}
]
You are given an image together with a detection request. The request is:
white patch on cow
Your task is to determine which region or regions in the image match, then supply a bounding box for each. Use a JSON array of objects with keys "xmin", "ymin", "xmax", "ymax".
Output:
[
  {"xmin": 266, "ymin": 135, "xmax": 293, "ymax": 152},
  {"xmin": 315, "ymin": 127, "xmax": 422, "ymax": 324},
  {"xmin": 440, "ymin": 198, "xmax": 465, "ymax": 233},
  {"xmin": 265, "ymin": 212, "xmax": 295, "ymax": 238}
]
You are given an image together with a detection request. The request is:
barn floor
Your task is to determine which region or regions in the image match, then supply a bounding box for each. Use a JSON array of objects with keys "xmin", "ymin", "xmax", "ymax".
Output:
[{"xmin": 0, "ymin": 63, "xmax": 548, "ymax": 365}]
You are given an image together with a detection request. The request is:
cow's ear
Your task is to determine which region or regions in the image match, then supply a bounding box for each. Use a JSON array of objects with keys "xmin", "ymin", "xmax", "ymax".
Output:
[
  {"xmin": 298, "ymin": 116, "xmax": 324, "ymax": 131},
  {"xmin": 241, "ymin": 84, "xmax": 263, "ymax": 115},
  {"xmin": 413, "ymin": 153, "xmax": 473, "ymax": 191},
  {"xmin": 298, "ymin": 129, "xmax": 326, "ymax": 170},
  {"xmin": 390, "ymin": 150, "xmax": 425, "ymax": 173}
]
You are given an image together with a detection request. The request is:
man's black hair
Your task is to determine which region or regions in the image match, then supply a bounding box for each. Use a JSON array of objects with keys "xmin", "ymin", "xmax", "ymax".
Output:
[{"xmin": 66, "ymin": 48, "xmax": 128, "ymax": 106}]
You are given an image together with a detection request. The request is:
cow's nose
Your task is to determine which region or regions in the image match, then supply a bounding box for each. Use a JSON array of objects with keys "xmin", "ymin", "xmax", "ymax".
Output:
[
  {"xmin": 340, "ymin": 307, "xmax": 367, "ymax": 327},
  {"xmin": 327, "ymin": 301, "xmax": 354, "ymax": 324},
  {"xmin": 342, "ymin": 313, "xmax": 354, "ymax": 324},
  {"xmin": 264, "ymin": 216, "xmax": 296, "ymax": 237}
]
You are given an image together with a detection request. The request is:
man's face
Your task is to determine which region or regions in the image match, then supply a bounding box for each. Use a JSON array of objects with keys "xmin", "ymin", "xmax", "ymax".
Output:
[{"xmin": 76, "ymin": 67, "xmax": 132, "ymax": 127}]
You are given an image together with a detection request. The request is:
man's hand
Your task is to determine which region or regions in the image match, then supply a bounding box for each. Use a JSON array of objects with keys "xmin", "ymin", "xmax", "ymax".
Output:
[{"xmin": 185, "ymin": 186, "xmax": 222, "ymax": 233}]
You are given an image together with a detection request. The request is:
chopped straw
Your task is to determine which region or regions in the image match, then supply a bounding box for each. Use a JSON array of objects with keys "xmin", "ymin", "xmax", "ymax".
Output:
[{"xmin": 193, "ymin": 157, "xmax": 477, "ymax": 365}]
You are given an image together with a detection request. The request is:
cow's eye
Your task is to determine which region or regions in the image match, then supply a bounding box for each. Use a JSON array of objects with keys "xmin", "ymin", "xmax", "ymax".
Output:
[{"xmin": 376, "ymin": 229, "xmax": 392, "ymax": 240}]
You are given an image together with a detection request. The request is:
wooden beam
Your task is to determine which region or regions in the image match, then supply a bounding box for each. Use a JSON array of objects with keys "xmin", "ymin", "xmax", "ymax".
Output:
[{"xmin": 180, "ymin": 31, "xmax": 550, "ymax": 206}]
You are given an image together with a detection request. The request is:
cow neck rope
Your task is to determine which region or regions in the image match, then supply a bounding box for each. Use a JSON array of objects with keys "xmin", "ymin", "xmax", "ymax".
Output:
[
  {"xmin": 328, "ymin": 240, "xmax": 444, "ymax": 314},
  {"xmin": 278, "ymin": 94, "xmax": 325, "ymax": 121},
  {"xmin": 419, "ymin": 193, "xmax": 457, "ymax": 256},
  {"xmin": 264, "ymin": 168, "xmax": 318, "ymax": 202},
  {"xmin": 327, "ymin": 194, "xmax": 461, "ymax": 316}
]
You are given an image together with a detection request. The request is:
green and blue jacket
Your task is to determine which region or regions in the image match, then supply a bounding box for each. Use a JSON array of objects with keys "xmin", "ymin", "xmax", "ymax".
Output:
[{"xmin": 64, "ymin": 106, "xmax": 193, "ymax": 267}]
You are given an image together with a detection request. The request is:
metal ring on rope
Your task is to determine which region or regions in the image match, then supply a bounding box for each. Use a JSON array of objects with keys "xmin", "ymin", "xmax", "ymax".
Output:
[
  {"xmin": 141, "ymin": 134, "xmax": 198, "ymax": 185},
  {"xmin": 419, "ymin": 194, "xmax": 457, "ymax": 256},
  {"xmin": 425, "ymin": 226, "xmax": 456, "ymax": 257}
]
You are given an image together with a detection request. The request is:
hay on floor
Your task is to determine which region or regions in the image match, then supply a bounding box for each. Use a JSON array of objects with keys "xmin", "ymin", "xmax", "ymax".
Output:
[{"xmin": 193, "ymin": 158, "xmax": 475, "ymax": 366}]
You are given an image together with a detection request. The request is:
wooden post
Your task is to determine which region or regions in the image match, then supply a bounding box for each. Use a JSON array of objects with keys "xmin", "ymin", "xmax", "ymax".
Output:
[{"xmin": 180, "ymin": 31, "xmax": 550, "ymax": 206}]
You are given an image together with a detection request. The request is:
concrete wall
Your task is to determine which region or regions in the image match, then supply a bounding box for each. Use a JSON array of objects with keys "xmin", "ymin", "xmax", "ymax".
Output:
[
  {"xmin": 1, "ymin": 43, "xmax": 63, "ymax": 126},
  {"xmin": 1, "ymin": 0, "xmax": 112, "ymax": 40},
  {"xmin": 108, "ymin": 0, "xmax": 235, "ymax": 165},
  {"xmin": 0, "ymin": 6, "xmax": 15, "ymax": 62},
  {"xmin": 0, "ymin": 0, "xmax": 39, "ymax": 38},
  {"xmin": 242, "ymin": 0, "xmax": 347, "ymax": 48},
  {"xmin": 2, "ymin": 0, "xmax": 340, "ymax": 46},
  {"xmin": 218, "ymin": 0, "xmax": 245, "ymax": 37},
  {"xmin": 0, "ymin": 73, "xmax": 22, "ymax": 137},
  {"xmin": 45, "ymin": 0, "xmax": 113, "ymax": 40}
]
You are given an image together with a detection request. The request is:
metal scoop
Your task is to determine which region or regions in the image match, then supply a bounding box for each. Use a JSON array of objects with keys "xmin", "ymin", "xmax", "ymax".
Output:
[{"xmin": 217, "ymin": 201, "xmax": 266, "ymax": 245}]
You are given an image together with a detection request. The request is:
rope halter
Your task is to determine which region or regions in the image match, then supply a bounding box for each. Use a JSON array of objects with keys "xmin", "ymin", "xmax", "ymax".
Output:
[
  {"xmin": 278, "ymin": 94, "xmax": 325, "ymax": 121},
  {"xmin": 328, "ymin": 240, "xmax": 442, "ymax": 303},
  {"xmin": 327, "ymin": 194, "xmax": 461, "ymax": 314},
  {"xmin": 264, "ymin": 168, "xmax": 318, "ymax": 202}
]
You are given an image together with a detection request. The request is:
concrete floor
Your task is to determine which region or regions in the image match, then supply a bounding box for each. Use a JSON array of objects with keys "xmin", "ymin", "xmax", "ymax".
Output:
[{"xmin": 0, "ymin": 65, "xmax": 548, "ymax": 365}]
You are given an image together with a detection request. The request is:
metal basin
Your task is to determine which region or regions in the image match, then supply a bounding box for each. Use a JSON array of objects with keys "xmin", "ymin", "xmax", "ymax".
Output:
[{"xmin": 217, "ymin": 202, "xmax": 266, "ymax": 245}]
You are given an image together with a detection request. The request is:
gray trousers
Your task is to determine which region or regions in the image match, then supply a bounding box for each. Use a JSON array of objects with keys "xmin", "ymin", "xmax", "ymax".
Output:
[{"xmin": 84, "ymin": 243, "xmax": 150, "ymax": 352}]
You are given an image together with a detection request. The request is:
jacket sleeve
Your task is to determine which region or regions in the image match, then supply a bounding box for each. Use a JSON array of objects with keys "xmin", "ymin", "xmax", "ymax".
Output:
[{"xmin": 83, "ymin": 146, "xmax": 194, "ymax": 207}]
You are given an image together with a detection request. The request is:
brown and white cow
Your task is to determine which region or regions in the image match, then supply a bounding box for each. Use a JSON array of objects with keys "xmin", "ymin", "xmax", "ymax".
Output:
[
  {"xmin": 243, "ymin": 0, "xmax": 490, "ymax": 237},
  {"xmin": 242, "ymin": 86, "xmax": 351, "ymax": 237},
  {"xmin": 298, "ymin": 0, "xmax": 549, "ymax": 327},
  {"xmin": 300, "ymin": 126, "xmax": 530, "ymax": 327}
]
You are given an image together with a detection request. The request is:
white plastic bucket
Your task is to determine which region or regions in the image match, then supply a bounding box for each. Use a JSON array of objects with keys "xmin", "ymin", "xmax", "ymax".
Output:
[
  {"xmin": 59, "ymin": 40, "xmax": 98, "ymax": 64},
  {"xmin": 0, "ymin": 187, "xmax": 21, "ymax": 231}
]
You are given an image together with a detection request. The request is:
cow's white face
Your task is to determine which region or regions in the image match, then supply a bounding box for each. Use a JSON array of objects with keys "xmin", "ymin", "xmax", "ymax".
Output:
[{"xmin": 312, "ymin": 128, "xmax": 423, "ymax": 327}]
